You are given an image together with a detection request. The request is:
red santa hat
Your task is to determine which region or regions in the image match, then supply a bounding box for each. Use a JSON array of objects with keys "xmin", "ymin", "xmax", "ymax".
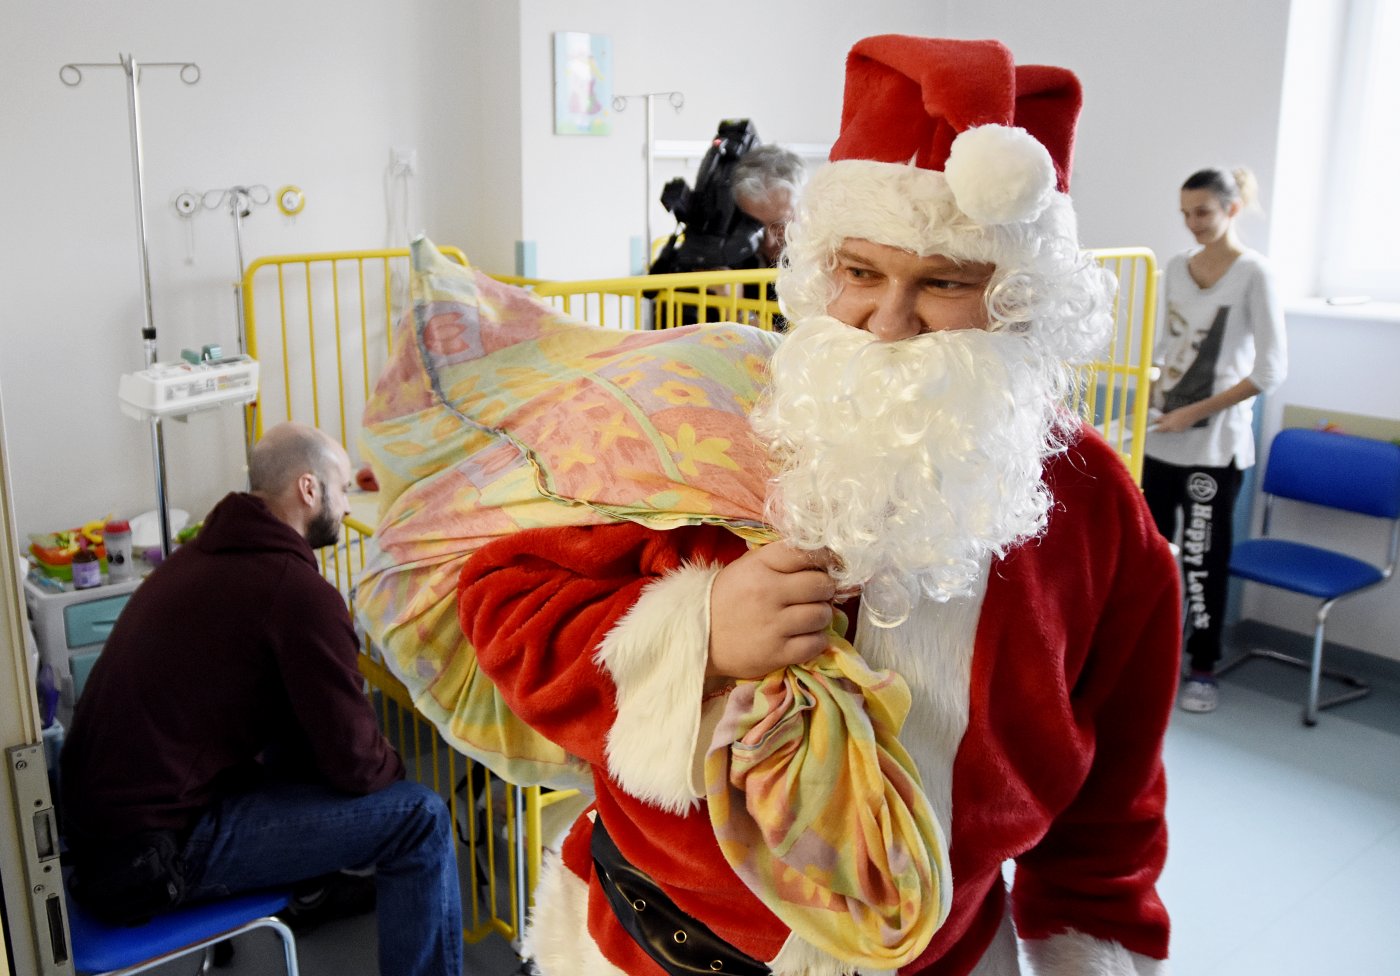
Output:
[{"xmin": 786, "ymin": 36, "xmax": 1083, "ymax": 275}]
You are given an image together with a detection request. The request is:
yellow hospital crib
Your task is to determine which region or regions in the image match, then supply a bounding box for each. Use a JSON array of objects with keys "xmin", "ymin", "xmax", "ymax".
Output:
[{"xmin": 241, "ymin": 243, "xmax": 1158, "ymax": 953}]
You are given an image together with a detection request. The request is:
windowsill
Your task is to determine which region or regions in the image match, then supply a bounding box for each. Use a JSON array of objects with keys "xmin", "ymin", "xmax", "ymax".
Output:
[{"xmin": 1285, "ymin": 297, "xmax": 1400, "ymax": 322}]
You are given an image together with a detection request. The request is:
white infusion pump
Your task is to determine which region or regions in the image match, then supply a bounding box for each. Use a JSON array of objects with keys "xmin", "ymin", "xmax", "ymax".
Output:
[{"xmin": 118, "ymin": 356, "xmax": 259, "ymax": 419}]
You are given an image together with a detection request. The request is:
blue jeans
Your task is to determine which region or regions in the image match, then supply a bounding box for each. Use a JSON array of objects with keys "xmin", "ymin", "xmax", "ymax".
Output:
[{"xmin": 181, "ymin": 780, "xmax": 462, "ymax": 976}]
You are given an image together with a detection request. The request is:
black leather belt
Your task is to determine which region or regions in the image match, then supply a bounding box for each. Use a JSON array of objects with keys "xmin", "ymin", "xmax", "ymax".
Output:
[{"xmin": 591, "ymin": 817, "xmax": 769, "ymax": 976}]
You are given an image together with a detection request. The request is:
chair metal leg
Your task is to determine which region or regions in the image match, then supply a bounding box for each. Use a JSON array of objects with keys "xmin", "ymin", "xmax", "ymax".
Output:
[
  {"xmin": 1299, "ymin": 621, "xmax": 1321, "ymax": 728},
  {"xmin": 1306, "ymin": 616, "xmax": 1325, "ymax": 727},
  {"xmin": 1217, "ymin": 600, "xmax": 1371, "ymax": 726},
  {"xmin": 263, "ymin": 915, "xmax": 301, "ymax": 976},
  {"xmin": 1306, "ymin": 602, "xmax": 1371, "ymax": 725}
]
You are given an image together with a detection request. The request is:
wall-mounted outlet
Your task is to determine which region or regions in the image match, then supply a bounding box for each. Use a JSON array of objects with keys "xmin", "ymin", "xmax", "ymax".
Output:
[{"xmin": 390, "ymin": 147, "xmax": 418, "ymax": 176}]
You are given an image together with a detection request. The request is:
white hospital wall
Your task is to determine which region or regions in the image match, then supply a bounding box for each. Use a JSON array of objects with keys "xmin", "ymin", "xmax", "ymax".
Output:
[
  {"xmin": 947, "ymin": 0, "xmax": 1289, "ymax": 264},
  {"xmin": 454, "ymin": 1, "xmax": 526, "ymax": 276},
  {"xmin": 0, "ymin": 0, "xmax": 477, "ymax": 537},
  {"xmin": 511, "ymin": 0, "xmax": 950, "ymax": 279},
  {"xmin": 510, "ymin": 0, "xmax": 1290, "ymax": 281}
]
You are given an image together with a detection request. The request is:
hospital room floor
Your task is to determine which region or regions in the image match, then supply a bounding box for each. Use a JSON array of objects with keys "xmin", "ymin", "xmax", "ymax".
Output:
[{"xmin": 177, "ymin": 622, "xmax": 1400, "ymax": 976}]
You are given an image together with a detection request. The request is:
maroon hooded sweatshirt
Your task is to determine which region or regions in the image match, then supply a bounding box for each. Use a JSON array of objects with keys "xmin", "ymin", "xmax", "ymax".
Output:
[{"xmin": 61, "ymin": 492, "xmax": 402, "ymax": 848}]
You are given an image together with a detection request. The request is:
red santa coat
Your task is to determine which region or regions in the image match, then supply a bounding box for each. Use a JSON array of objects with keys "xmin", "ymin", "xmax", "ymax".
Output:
[{"xmin": 461, "ymin": 427, "xmax": 1179, "ymax": 976}]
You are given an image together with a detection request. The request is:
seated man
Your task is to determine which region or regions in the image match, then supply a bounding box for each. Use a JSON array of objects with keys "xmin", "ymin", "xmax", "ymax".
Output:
[
  {"xmin": 460, "ymin": 36, "xmax": 1179, "ymax": 976},
  {"xmin": 61, "ymin": 422, "xmax": 461, "ymax": 976}
]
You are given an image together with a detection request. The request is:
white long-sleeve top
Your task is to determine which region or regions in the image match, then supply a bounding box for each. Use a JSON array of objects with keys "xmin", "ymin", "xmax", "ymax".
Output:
[{"xmin": 1146, "ymin": 248, "xmax": 1288, "ymax": 469}]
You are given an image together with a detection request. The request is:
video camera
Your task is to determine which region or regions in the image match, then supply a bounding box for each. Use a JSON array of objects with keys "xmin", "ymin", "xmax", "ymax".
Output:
[{"xmin": 648, "ymin": 118, "xmax": 764, "ymax": 275}]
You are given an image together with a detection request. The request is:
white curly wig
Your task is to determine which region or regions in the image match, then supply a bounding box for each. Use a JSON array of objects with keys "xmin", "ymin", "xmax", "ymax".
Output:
[{"xmin": 777, "ymin": 158, "xmax": 1117, "ymax": 372}]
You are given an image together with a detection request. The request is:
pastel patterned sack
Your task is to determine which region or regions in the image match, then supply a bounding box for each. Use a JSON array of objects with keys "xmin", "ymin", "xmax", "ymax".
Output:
[
  {"xmin": 356, "ymin": 238, "xmax": 778, "ymax": 787},
  {"xmin": 355, "ymin": 237, "xmax": 949, "ymax": 960}
]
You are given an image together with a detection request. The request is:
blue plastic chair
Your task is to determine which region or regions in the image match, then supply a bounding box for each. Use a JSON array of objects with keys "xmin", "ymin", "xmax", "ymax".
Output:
[
  {"xmin": 1221, "ymin": 428, "xmax": 1400, "ymax": 725},
  {"xmin": 65, "ymin": 887, "xmax": 298, "ymax": 976}
]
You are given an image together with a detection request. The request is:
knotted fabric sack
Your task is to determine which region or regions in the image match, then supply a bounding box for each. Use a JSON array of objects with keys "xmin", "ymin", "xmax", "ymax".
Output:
[{"xmin": 707, "ymin": 643, "xmax": 951, "ymax": 969}]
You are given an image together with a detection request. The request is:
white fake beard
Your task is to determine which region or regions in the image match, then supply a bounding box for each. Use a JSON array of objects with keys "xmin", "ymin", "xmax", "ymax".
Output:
[{"xmin": 751, "ymin": 315, "xmax": 1065, "ymax": 626}]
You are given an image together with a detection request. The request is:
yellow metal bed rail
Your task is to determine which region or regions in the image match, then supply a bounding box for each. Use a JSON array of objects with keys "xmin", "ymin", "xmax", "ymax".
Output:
[
  {"xmin": 1081, "ymin": 247, "xmax": 1158, "ymax": 484},
  {"xmin": 324, "ymin": 510, "xmax": 582, "ymax": 949},
  {"xmin": 240, "ymin": 246, "xmax": 470, "ymax": 447},
  {"xmin": 356, "ymin": 650, "xmax": 536, "ymax": 944},
  {"xmin": 528, "ymin": 268, "xmax": 782, "ymax": 330}
]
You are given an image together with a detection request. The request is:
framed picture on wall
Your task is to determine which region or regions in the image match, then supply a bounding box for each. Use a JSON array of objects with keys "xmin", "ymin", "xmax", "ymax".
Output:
[{"xmin": 553, "ymin": 32, "xmax": 612, "ymax": 136}]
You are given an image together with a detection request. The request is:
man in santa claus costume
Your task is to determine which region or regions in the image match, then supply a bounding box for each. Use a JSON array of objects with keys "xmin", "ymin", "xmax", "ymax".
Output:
[{"xmin": 461, "ymin": 35, "xmax": 1180, "ymax": 976}]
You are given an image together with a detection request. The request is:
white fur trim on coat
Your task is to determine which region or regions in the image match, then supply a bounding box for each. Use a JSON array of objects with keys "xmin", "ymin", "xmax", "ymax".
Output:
[
  {"xmin": 1023, "ymin": 929, "xmax": 1168, "ymax": 976},
  {"xmin": 524, "ymin": 851, "xmax": 629, "ymax": 976},
  {"xmin": 966, "ymin": 903, "xmax": 1020, "ymax": 975},
  {"xmin": 595, "ymin": 562, "xmax": 719, "ymax": 813}
]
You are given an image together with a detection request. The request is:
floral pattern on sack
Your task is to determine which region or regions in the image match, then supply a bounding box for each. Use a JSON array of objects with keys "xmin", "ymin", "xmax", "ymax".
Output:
[{"xmin": 356, "ymin": 238, "xmax": 778, "ymax": 787}]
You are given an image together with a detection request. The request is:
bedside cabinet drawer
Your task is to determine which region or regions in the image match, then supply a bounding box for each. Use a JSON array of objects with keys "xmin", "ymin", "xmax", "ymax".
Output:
[{"xmin": 63, "ymin": 594, "xmax": 132, "ymax": 649}]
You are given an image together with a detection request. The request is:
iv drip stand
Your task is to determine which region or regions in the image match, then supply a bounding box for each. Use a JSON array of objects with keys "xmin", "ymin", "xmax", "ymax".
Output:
[
  {"xmin": 225, "ymin": 186, "xmax": 260, "ymax": 471},
  {"xmin": 613, "ymin": 91, "xmax": 684, "ymax": 260},
  {"xmin": 61, "ymin": 54, "xmax": 201, "ymax": 559}
]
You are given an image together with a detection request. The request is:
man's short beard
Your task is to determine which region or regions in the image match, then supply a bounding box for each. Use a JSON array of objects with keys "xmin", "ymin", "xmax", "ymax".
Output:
[
  {"xmin": 306, "ymin": 480, "xmax": 341, "ymax": 550},
  {"xmin": 751, "ymin": 315, "xmax": 1071, "ymax": 626}
]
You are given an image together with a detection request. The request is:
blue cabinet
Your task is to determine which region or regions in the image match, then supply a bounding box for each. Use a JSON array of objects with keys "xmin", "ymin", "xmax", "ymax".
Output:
[{"xmin": 24, "ymin": 576, "xmax": 142, "ymax": 710}]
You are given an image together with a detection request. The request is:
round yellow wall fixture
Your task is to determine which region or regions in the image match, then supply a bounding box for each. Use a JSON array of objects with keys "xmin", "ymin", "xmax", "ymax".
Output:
[{"xmin": 276, "ymin": 185, "xmax": 305, "ymax": 216}]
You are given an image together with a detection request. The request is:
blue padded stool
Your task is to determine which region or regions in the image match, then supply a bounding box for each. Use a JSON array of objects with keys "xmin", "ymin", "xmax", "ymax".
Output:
[{"xmin": 66, "ymin": 887, "xmax": 299, "ymax": 976}]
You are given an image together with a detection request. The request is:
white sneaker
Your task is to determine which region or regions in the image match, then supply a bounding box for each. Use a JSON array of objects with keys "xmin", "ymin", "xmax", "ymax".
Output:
[{"xmin": 1178, "ymin": 677, "xmax": 1218, "ymax": 713}]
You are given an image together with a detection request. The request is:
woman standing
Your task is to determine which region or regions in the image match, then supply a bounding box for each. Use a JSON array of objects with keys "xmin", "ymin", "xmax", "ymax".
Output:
[{"xmin": 1143, "ymin": 167, "xmax": 1288, "ymax": 714}]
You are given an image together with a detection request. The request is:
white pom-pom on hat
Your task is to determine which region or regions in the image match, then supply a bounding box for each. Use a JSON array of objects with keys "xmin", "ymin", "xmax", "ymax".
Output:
[{"xmin": 943, "ymin": 124, "xmax": 1056, "ymax": 225}]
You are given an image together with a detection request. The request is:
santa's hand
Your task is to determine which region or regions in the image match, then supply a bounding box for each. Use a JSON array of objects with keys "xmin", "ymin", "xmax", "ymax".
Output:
[{"xmin": 708, "ymin": 542, "xmax": 837, "ymax": 680}]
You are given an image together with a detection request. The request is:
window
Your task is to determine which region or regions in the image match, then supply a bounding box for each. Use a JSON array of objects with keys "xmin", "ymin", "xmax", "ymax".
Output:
[{"xmin": 1318, "ymin": 0, "xmax": 1400, "ymax": 301}]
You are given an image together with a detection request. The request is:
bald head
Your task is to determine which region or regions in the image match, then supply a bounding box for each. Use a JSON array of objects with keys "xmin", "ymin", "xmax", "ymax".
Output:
[
  {"xmin": 250, "ymin": 423, "xmax": 343, "ymax": 495},
  {"xmin": 249, "ymin": 422, "xmax": 353, "ymax": 547}
]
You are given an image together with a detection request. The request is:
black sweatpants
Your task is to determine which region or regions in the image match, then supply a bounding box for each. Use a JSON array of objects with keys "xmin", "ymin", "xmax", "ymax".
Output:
[{"xmin": 1141, "ymin": 455, "xmax": 1244, "ymax": 674}]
